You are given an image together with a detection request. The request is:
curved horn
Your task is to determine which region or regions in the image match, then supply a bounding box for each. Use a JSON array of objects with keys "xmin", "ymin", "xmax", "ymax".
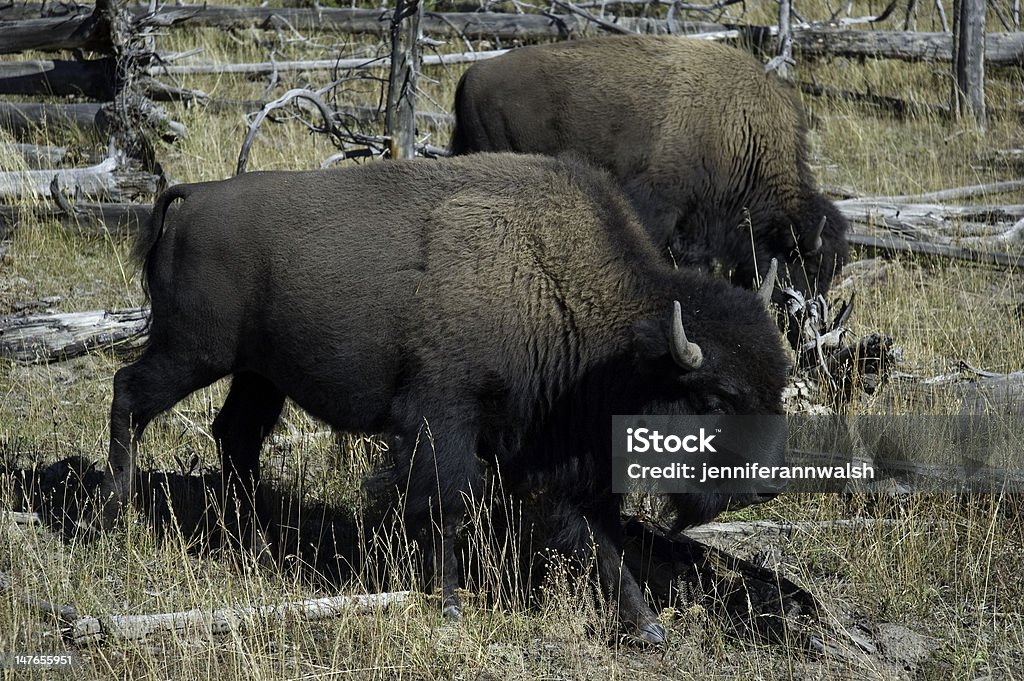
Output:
[
  {"xmin": 669, "ymin": 301, "xmax": 703, "ymax": 371},
  {"xmin": 757, "ymin": 258, "xmax": 778, "ymax": 309},
  {"xmin": 805, "ymin": 216, "xmax": 826, "ymax": 253}
]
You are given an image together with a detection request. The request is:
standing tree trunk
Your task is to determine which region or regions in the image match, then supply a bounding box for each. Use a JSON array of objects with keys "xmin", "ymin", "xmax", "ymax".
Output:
[
  {"xmin": 384, "ymin": 0, "xmax": 423, "ymax": 160},
  {"xmin": 951, "ymin": 0, "xmax": 986, "ymax": 130},
  {"xmin": 774, "ymin": 0, "xmax": 794, "ymax": 81}
]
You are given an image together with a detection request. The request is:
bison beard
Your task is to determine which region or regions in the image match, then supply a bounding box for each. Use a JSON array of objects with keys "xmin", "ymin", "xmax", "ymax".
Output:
[
  {"xmin": 102, "ymin": 153, "xmax": 789, "ymax": 644},
  {"xmin": 449, "ymin": 36, "xmax": 849, "ymax": 344}
]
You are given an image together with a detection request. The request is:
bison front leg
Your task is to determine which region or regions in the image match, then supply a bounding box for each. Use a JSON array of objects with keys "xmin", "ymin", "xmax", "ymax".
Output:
[
  {"xmin": 384, "ymin": 414, "xmax": 484, "ymax": 620},
  {"xmin": 553, "ymin": 500, "xmax": 667, "ymax": 644}
]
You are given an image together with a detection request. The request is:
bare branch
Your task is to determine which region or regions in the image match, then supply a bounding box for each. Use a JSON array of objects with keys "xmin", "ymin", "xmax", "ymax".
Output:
[
  {"xmin": 237, "ymin": 89, "xmax": 343, "ymax": 175},
  {"xmin": 549, "ymin": 0, "xmax": 635, "ymax": 33}
]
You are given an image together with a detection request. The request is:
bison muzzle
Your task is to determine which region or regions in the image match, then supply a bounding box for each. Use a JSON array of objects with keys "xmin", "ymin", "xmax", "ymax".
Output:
[{"xmin": 103, "ymin": 153, "xmax": 790, "ymax": 644}]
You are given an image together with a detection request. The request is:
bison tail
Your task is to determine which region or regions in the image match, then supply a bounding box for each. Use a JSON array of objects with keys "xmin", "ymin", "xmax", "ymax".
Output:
[
  {"xmin": 135, "ymin": 184, "xmax": 191, "ymax": 299},
  {"xmin": 447, "ymin": 71, "xmax": 475, "ymax": 156}
]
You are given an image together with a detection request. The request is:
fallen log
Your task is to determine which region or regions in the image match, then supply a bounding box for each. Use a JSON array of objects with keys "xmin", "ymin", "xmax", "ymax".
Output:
[
  {"xmin": 137, "ymin": 4, "xmax": 716, "ymax": 38},
  {"xmin": 0, "ymin": 102, "xmax": 112, "ymax": 136},
  {"xmin": 0, "ymin": 307, "xmax": 149, "ymax": 363},
  {"xmin": 683, "ymin": 518, "xmax": 900, "ymax": 540},
  {"xmin": 0, "ymin": 4, "xmax": 112, "ymax": 54},
  {"xmin": 9, "ymin": 144, "xmax": 70, "ymax": 169},
  {"xmin": 70, "ymin": 590, "xmax": 410, "ymax": 644},
  {"xmin": 0, "ymin": 201, "xmax": 152, "ymax": 238},
  {"xmin": 0, "ymin": 3, "xmax": 89, "ymax": 20},
  {"xmin": 838, "ymin": 198, "xmax": 1024, "ymax": 233},
  {"xmin": 0, "ymin": 157, "xmax": 159, "ymax": 203},
  {"xmin": 883, "ymin": 369, "xmax": 1024, "ymax": 416},
  {"xmin": 0, "ymin": 58, "xmax": 116, "ymax": 99},
  {"xmin": 1, "ymin": 2, "xmax": 1023, "ymax": 64},
  {"xmin": 795, "ymin": 27, "xmax": 1024, "ymax": 65},
  {"xmin": 880, "ymin": 179, "xmax": 1024, "ymax": 202},
  {"xmin": 846, "ymin": 232, "xmax": 1024, "ymax": 269},
  {"xmin": 149, "ymin": 48, "xmax": 510, "ymax": 77}
]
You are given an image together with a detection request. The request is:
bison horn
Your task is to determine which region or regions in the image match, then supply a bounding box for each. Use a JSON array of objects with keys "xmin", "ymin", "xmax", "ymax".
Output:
[
  {"xmin": 757, "ymin": 258, "xmax": 778, "ymax": 309},
  {"xmin": 669, "ymin": 301, "xmax": 703, "ymax": 370},
  {"xmin": 805, "ymin": 216, "xmax": 826, "ymax": 253}
]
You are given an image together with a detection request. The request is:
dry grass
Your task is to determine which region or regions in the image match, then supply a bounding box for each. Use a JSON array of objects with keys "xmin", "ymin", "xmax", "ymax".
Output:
[{"xmin": 2, "ymin": 1, "xmax": 1024, "ymax": 678}]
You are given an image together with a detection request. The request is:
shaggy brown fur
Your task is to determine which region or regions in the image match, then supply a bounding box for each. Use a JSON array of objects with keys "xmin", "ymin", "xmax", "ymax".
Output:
[
  {"xmin": 104, "ymin": 153, "xmax": 789, "ymax": 643},
  {"xmin": 451, "ymin": 36, "xmax": 848, "ymax": 317}
]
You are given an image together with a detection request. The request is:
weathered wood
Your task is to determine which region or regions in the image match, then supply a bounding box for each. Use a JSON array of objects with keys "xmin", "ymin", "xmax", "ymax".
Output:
[
  {"xmin": 885, "ymin": 370, "xmax": 1024, "ymax": 416},
  {"xmin": 70, "ymin": 591, "xmax": 411, "ymax": 644},
  {"xmin": 0, "ymin": 102, "xmax": 111, "ymax": 136},
  {"xmin": 684, "ymin": 518, "xmax": 900, "ymax": 539},
  {"xmin": 952, "ymin": 0, "xmax": 987, "ymax": 127},
  {"xmin": 838, "ymin": 197, "xmax": 1024, "ymax": 228},
  {"xmin": 132, "ymin": 4, "xmax": 712, "ymax": 38},
  {"xmin": 0, "ymin": 3, "xmax": 111, "ymax": 54},
  {"xmin": 846, "ymin": 232, "xmax": 1024, "ymax": 269},
  {"xmin": 0, "ymin": 157, "xmax": 158, "ymax": 203},
  {"xmin": 8, "ymin": 144, "xmax": 70, "ymax": 169},
  {"xmin": 0, "ymin": 202, "xmax": 152, "ymax": 237},
  {"xmin": 773, "ymin": 0, "xmax": 794, "ymax": 80},
  {"xmin": 550, "ymin": 0, "xmax": 635, "ymax": 35},
  {"xmin": 5, "ymin": 511, "xmax": 42, "ymax": 526},
  {"xmin": 149, "ymin": 48, "xmax": 510, "ymax": 77},
  {"xmin": 0, "ymin": 307, "xmax": 149, "ymax": 364},
  {"xmin": 883, "ymin": 179, "xmax": 1024, "ymax": 202},
  {"xmin": 0, "ymin": 58, "xmax": 116, "ymax": 99},
  {"xmin": 795, "ymin": 28, "xmax": 1023, "ymax": 65},
  {"xmin": 0, "ymin": 4, "xmax": 90, "ymax": 21},
  {"xmin": 385, "ymin": 0, "xmax": 423, "ymax": 160}
]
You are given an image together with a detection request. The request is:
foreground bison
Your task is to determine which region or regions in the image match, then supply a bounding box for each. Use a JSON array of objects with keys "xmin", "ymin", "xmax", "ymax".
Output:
[
  {"xmin": 103, "ymin": 153, "xmax": 789, "ymax": 643},
  {"xmin": 450, "ymin": 36, "xmax": 848, "ymax": 323}
]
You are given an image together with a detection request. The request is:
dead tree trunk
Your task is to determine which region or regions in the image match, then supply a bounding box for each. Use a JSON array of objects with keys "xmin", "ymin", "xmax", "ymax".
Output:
[
  {"xmin": 384, "ymin": 0, "xmax": 423, "ymax": 161},
  {"xmin": 773, "ymin": 0, "xmax": 794, "ymax": 80},
  {"xmin": 951, "ymin": 0, "xmax": 986, "ymax": 129}
]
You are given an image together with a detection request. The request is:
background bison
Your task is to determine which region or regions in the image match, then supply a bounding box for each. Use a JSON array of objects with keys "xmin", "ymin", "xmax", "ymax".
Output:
[
  {"xmin": 102, "ymin": 153, "xmax": 789, "ymax": 643},
  {"xmin": 450, "ymin": 36, "xmax": 849, "ymax": 324}
]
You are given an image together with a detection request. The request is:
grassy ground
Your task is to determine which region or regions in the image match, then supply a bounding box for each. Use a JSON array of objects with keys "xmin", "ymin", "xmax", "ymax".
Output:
[{"xmin": 2, "ymin": 1, "xmax": 1024, "ymax": 678}]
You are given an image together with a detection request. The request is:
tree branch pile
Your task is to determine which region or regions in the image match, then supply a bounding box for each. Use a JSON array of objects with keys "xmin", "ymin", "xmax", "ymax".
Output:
[{"xmin": 835, "ymin": 180, "xmax": 1024, "ymax": 269}]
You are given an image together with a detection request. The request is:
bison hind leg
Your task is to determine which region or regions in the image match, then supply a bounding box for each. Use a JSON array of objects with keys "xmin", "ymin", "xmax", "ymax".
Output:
[
  {"xmin": 104, "ymin": 347, "xmax": 227, "ymax": 530},
  {"xmin": 211, "ymin": 372, "xmax": 286, "ymax": 566}
]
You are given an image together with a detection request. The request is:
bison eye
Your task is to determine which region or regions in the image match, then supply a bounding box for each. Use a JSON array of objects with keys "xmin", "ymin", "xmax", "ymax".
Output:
[{"xmin": 703, "ymin": 398, "xmax": 730, "ymax": 415}]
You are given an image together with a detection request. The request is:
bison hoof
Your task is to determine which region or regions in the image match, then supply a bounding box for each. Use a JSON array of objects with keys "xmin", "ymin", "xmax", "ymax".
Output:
[
  {"xmin": 441, "ymin": 604, "xmax": 463, "ymax": 620},
  {"xmin": 638, "ymin": 622, "xmax": 666, "ymax": 644}
]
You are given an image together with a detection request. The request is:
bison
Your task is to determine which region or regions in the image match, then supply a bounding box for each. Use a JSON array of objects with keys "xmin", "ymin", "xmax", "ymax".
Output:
[
  {"xmin": 450, "ymin": 36, "xmax": 849, "ymax": 338},
  {"xmin": 102, "ymin": 153, "xmax": 789, "ymax": 643}
]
